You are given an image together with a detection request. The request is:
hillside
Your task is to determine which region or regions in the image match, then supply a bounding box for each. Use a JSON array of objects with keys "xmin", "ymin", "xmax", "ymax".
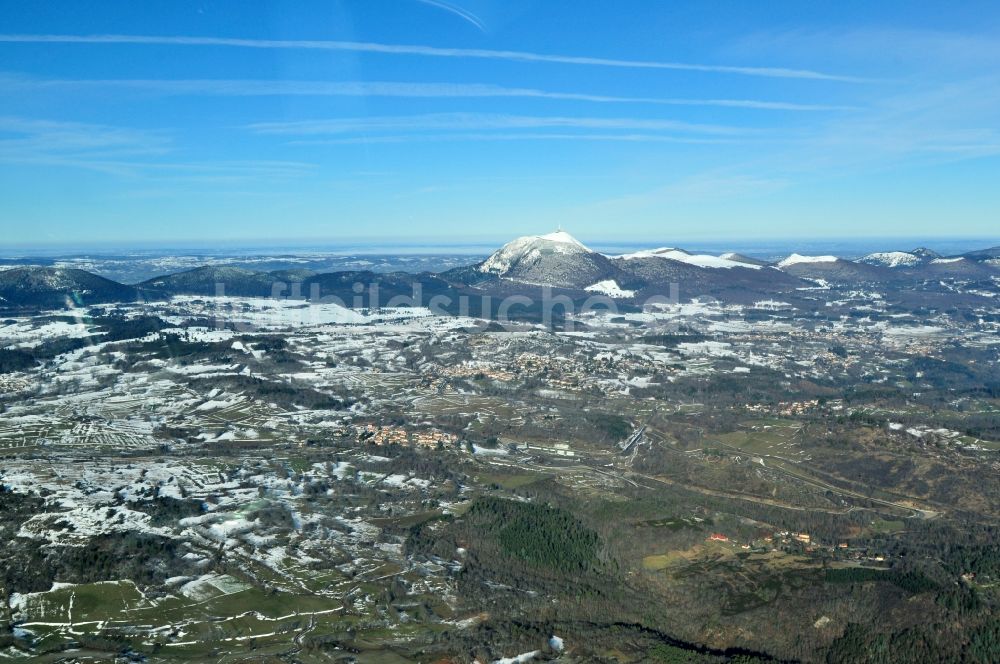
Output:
[{"xmin": 0, "ymin": 267, "xmax": 139, "ymax": 309}]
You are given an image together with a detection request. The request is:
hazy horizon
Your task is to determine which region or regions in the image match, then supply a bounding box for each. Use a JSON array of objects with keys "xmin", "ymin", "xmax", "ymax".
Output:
[{"xmin": 3, "ymin": 233, "xmax": 999, "ymax": 263}]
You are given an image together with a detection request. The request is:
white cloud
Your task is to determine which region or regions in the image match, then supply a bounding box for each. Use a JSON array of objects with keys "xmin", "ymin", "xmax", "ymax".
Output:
[
  {"xmin": 585, "ymin": 173, "xmax": 790, "ymax": 213},
  {"xmin": 0, "ymin": 116, "xmax": 171, "ymax": 164},
  {"xmin": 0, "ymin": 116, "xmax": 312, "ymax": 180}
]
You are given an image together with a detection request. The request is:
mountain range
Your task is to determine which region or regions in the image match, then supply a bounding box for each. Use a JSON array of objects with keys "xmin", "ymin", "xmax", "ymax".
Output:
[
  {"xmin": 2, "ymin": 231, "xmax": 998, "ymax": 310},
  {"xmin": 462, "ymin": 231, "xmax": 999, "ymax": 294}
]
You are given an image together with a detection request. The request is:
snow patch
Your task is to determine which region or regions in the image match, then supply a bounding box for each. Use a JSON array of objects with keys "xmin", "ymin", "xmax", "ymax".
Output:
[
  {"xmin": 492, "ymin": 651, "xmax": 541, "ymax": 664},
  {"xmin": 585, "ymin": 280, "xmax": 635, "ymax": 298},
  {"xmin": 777, "ymin": 254, "xmax": 839, "ymax": 268},
  {"xmin": 616, "ymin": 248, "xmax": 761, "ymax": 270}
]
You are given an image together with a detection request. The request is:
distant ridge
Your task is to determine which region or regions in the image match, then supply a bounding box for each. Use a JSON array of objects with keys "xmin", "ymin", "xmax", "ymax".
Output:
[
  {"xmin": 0, "ymin": 267, "xmax": 139, "ymax": 308},
  {"xmin": 2, "ymin": 234, "xmax": 999, "ymax": 310}
]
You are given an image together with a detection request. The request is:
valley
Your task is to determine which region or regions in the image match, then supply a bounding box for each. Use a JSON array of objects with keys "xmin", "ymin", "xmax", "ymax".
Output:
[{"xmin": 1, "ymin": 236, "xmax": 998, "ymax": 662}]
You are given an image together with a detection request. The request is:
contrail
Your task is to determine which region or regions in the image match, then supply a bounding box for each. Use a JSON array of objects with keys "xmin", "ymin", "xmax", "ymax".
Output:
[
  {"xmin": 244, "ymin": 113, "xmax": 757, "ymax": 136},
  {"xmin": 287, "ymin": 132, "xmax": 744, "ymax": 146},
  {"xmin": 414, "ymin": 0, "xmax": 487, "ymax": 33},
  {"xmin": 0, "ymin": 33, "xmax": 867, "ymax": 82},
  {"xmin": 2, "ymin": 76, "xmax": 856, "ymax": 111}
]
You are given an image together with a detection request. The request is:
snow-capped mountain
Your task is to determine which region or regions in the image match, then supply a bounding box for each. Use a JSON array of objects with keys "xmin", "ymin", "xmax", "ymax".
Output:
[
  {"xmin": 471, "ymin": 231, "xmax": 807, "ymax": 296},
  {"xmin": 859, "ymin": 251, "xmax": 924, "ymax": 268},
  {"xmin": 473, "ymin": 231, "xmax": 792, "ymax": 294},
  {"xmin": 858, "ymin": 247, "xmax": 946, "ymax": 269},
  {"xmin": 476, "ymin": 230, "xmax": 619, "ymax": 289},
  {"xmin": 479, "ymin": 230, "xmax": 589, "ymax": 272},
  {"xmin": 856, "ymin": 247, "xmax": 997, "ymax": 277}
]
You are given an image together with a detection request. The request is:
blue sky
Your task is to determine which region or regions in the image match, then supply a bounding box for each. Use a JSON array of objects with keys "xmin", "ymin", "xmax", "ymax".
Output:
[{"xmin": 1, "ymin": 0, "xmax": 999, "ymax": 247}]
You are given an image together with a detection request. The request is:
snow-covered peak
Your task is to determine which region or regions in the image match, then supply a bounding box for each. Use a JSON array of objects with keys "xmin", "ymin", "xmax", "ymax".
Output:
[
  {"xmin": 860, "ymin": 251, "xmax": 921, "ymax": 268},
  {"xmin": 537, "ymin": 230, "xmax": 588, "ymax": 249},
  {"xmin": 615, "ymin": 247, "xmax": 761, "ymax": 270},
  {"xmin": 931, "ymin": 257, "xmax": 964, "ymax": 264},
  {"xmin": 479, "ymin": 229, "xmax": 592, "ymax": 275},
  {"xmin": 777, "ymin": 254, "xmax": 840, "ymax": 268}
]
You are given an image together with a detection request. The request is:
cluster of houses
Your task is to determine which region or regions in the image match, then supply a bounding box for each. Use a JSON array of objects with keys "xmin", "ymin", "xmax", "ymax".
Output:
[
  {"xmin": 436, "ymin": 347, "xmax": 667, "ymax": 394},
  {"xmin": 354, "ymin": 423, "xmax": 458, "ymax": 449},
  {"xmin": 744, "ymin": 399, "xmax": 822, "ymax": 416},
  {"xmin": 708, "ymin": 530, "xmax": 819, "ymax": 551},
  {"xmin": 438, "ymin": 361, "xmax": 516, "ymax": 382}
]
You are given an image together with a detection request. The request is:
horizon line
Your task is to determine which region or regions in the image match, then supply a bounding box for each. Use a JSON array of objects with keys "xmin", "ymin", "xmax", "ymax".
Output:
[{"xmin": 3, "ymin": 234, "xmax": 998, "ymax": 256}]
